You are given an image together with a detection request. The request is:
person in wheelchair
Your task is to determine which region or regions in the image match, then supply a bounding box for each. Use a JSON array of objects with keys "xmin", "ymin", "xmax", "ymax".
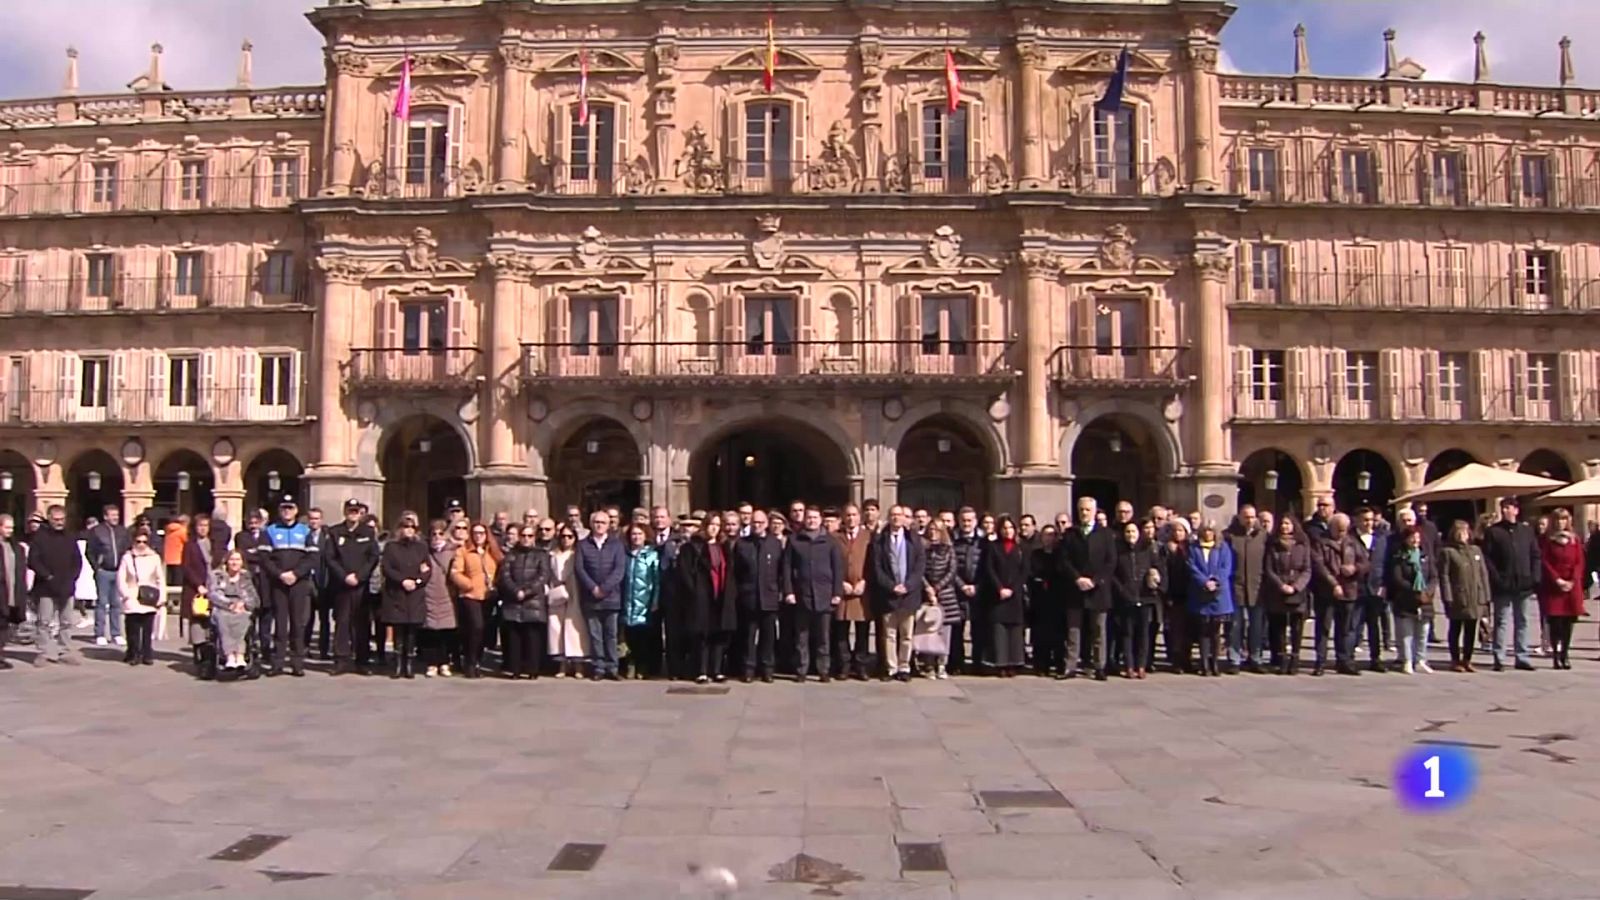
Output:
[{"xmin": 206, "ymin": 550, "xmax": 259, "ymax": 670}]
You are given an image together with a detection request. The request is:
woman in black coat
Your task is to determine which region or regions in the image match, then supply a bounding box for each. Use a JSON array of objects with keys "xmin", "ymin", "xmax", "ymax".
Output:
[
  {"xmin": 496, "ymin": 524, "xmax": 552, "ymax": 680},
  {"xmin": 1110, "ymin": 520, "xmax": 1160, "ymax": 680},
  {"xmin": 980, "ymin": 516, "xmax": 1030, "ymax": 677},
  {"xmin": 379, "ymin": 518, "xmax": 431, "ymax": 680},
  {"xmin": 1261, "ymin": 516, "xmax": 1313, "ymax": 675},
  {"xmin": 674, "ymin": 516, "xmax": 739, "ymax": 684},
  {"xmin": 1158, "ymin": 519, "xmax": 1194, "ymax": 673}
]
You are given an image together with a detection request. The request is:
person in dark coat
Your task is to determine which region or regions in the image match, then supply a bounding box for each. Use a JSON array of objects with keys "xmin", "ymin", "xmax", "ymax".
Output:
[
  {"xmin": 870, "ymin": 505, "xmax": 926, "ymax": 682},
  {"xmin": 1538, "ymin": 508, "xmax": 1586, "ymax": 670},
  {"xmin": 1109, "ymin": 520, "xmax": 1160, "ymax": 679},
  {"xmin": 0, "ymin": 514, "xmax": 25, "ymax": 668},
  {"xmin": 949, "ymin": 507, "xmax": 985, "ymax": 674},
  {"xmin": 497, "ymin": 523, "xmax": 552, "ymax": 680},
  {"xmin": 1437, "ymin": 519, "xmax": 1489, "ymax": 672},
  {"xmin": 675, "ymin": 516, "xmax": 738, "ymax": 683},
  {"xmin": 1350, "ymin": 507, "xmax": 1390, "ymax": 673},
  {"xmin": 782, "ymin": 506, "xmax": 844, "ymax": 684},
  {"xmin": 1386, "ymin": 525, "xmax": 1437, "ymax": 674},
  {"xmin": 324, "ymin": 499, "xmax": 380, "ymax": 675},
  {"xmin": 979, "ymin": 516, "xmax": 1029, "ymax": 678},
  {"xmin": 575, "ymin": 510, "xmax": 628, "ymax": 680},
  {"xmin": 1262, "ymin": 516, "xmax": 1313, "ymax": 675},
  {"xmin": 1028, "ymin": 526, "xmax": 1063, "ymax": 676},
  {"xmin": 1480, "ymin": 497, "xmax": 1540, "ymax": 671},
  {"xmin": 1310, "ymin": 512, "xmax": 1368, "ymax": 676},
  {"xmin": 180, "ymin": 513, "xmax": 226, "ymax": 646},
  {"xmin": 1224, "ymin": 506, "xmax": 1268, "ymax": 674},
  {"xmin": 379, "ymin": 517, "xmax": 431, "ymax": 679},
  {"xmin": 1057, "ymin": 497, "xmax": 1117, "ymax": 680},
  {"xmin": 1158, "ymin": 519, "xmax": 1194, "ymax": 673},
  {"xmin": 735, "ymin": 510, "xmax": 785, "ymax": 682},
  {"xmin": 27, "ymin": 505, "xmax": 83, "ymax": 666}
]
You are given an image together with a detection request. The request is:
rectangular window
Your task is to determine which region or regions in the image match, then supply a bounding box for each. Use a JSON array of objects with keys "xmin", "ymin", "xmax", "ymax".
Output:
[
  {"xmin": 744, "ymin": 295, "xmax": 796, "ymax": 356},
  {"xmin": 1093, "ymin": 106, "xmax": 1137, "ymax": 186},
  {"xmin": 1250, "ymin": 244, "xmax": 1283, "ymax": 302},
  {"xmin": 86, "ymin": 254, "xmax": 114, "ymax": 298},
  {"xmin": 91, "ymin": 162, "xmax": 117, "ymax": 204},
  {"xmin": 569, "ymin": 295, "xmax": 619, "ymax": 357},
  {"xmin": 1522, "ymin": 250, "xmax": 1554, "ymax": 309},
  {"xmin": 167, "ymin": 355, "xmax": 199, "ymax": 408},
  {"xmin": 920, "ymin": 294, "xmax": 972, "ymax": 355},
  {"xmin": 1246, "ymin": 148, "xmax": 1278, "ymax": 198},
  {"xmin": 1341, "ymin": 245, "xmax": 1378, "ymax": 306},
  {"xmin": 262, "ymin": 251, "xmax": 295, "ymax": 297},
  {"xmin": 179, "ymin": 160, "xmax": 206, "ymax": 203},
  {"xmin": 270, "ymin": 157, "xmax": 300, "ymax": 199},
  {"xmin": 1520, "ymin": 155, "xmax": 1550, "ymax": 206},
  {"xmin": 1092, "ymin": 299, "xmax": 1142, "ymax": 358},
  {"xmin": 174, "ymin": 252, "xmax": 203, "ymax": 297},
  {"xmin": 1433, "ymin": 247, "xmax": 1466, "ymax": 306},
  {"xmin": 569, "ymin": 103, "xmax": 616, "ymax": 186},
  {"xmin": 1339, "ymin": 149, "xmax": 1374, "ymax": 203},
  {"xmin": 1438, "ymin": 352, "xmax": 1466, "ymax": 407},
  {"xmin": 400, "ymin": 301, "xmax": 447, "ymax": 354},
  {"xmin": 921, "ymin": 103, "xmax": 969, "ymax": 187},
  {"xmin": 1345, "ymin": 351, "xmax": 1378, "ymax": 404},
  {"xmin": 1430, "ymin": 151, "xmax": 1462, "ymax": 205},
  {"xmin": 259, "ymin": 353, "xmax": 294, "ymax": 408},
  {"xmin": 80, "ymin": 357, "xmax": 110, "ymax": 409},
  {"xmin": 1250, "ymin": 349, "xmax": 1284, "ymax": 402},
  {"xmin": 1527, "ymin": 352, "xmax": 1555, "ymax": 403},
  {"xmin": 404, "ymin": 110, "xmax": 450, "ymax": 191},
  {"xmin": 744, "ymin": 102, "xmax": 793, "ymax": 183}
]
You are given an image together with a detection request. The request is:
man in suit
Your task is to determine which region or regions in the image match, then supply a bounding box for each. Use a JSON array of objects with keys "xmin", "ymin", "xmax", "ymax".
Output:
[
  {"xmin": 870, "ymin": 505, "xmax": 926, "ymax": 682},
  {"xmin": 576, "ymin": 509, "xmax": 628, "ymax": 681},
  {"xmin": 1350, "ymin": 506, "xmax": 1390, "ymax": 672},
  {"xmin": 784, "ymin": 506, "xmax": 844, "ymax": 684},
  {"xmin": 830, "ymin": 503, "xmax": 874, "ymax": 680},
  {"xmin": 735, "ymin": 510, "xmax": 785, "ymax": 682},
  {"xmin": 1057, "ymin": 496, "xmax": 1117, "ymax": 680}
]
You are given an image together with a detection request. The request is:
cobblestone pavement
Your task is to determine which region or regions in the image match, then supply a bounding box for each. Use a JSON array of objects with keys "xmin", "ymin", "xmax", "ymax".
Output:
[{"xmin": 2, "ymin": 627, "xmax": 1599, "ymax": 900}]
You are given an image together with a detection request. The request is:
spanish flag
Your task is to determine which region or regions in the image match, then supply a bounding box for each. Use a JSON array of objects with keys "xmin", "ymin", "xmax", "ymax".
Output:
[
  {"xmin": 945, "ymin": 48, "xmax": 960, "ymax": 113},
  {"xmin": 763, "ymin": 16, "xmax": 776, "ymax": 93},
  {"xmin": 578, "ymin": 48, "xmax": 590, "ymax": 126}
]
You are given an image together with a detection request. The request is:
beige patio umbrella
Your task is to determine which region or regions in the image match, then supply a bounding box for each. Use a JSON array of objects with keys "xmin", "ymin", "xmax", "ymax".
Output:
[
  {"xmin": 1395, "ymin": 463, "xmax": 1566, "ymax": 504},
  {"xmin": 1532, "ymin": 475, "xmax": 1600, "ymax": 505}
]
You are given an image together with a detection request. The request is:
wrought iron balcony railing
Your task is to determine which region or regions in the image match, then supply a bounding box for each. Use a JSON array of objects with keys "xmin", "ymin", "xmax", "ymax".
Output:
[
  {"xmin": 1049, "ymin": 345, "xmax": 1189, "ymax": 387},
  {"xmin": 346, "ymin": 348, "xmax": 482, "ymax": 390},
  {"xmin": 1229, "ymin": 166, "xmax": 1600, "ymax": 211},
  {"xmin": 0, "ymin": 275, "xmax": 308, "ymax": 315},
  {"xmin": 519, "ymin": 339, "xmax": 1014, "ymax": 386},
  {"xmin": 1230, "ymin": 385, "xmax": 1600, "ymax": 424},
  {"xmin": 0, "ymin": 174, "xmax": 307, "ymax": 218},
  {"xmin": 1233, "ymin": 273, "xmax": 1598, "ymax": 312},
  {"xmin": 5, "ymin": 387, "xmax": 302, "ymax": 426}
]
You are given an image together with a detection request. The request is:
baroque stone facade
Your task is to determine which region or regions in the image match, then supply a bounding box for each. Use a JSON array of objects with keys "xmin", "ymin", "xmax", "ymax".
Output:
[{"xmin": 1, "ymin": 1, "xmax": 1598, "ymax": 527}]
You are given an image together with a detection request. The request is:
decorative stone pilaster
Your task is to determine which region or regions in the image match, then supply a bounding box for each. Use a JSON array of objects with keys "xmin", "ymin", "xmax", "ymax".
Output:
[
  {"xmin": 1015, "ymin": 31, "xmax": 1046, "ymax": 189},
  {"xmin": 1183, "ymin": 40, "xmax": 1221, "ymax": 192},
  {"xmin": 323, "ymin": 49, "xmax": 369, "ymax": 196},
  {"xmin": 311, "ymin": 255, "xmax": 370, "ymax": 474},
  {"xmin": 495, "ymin": 45, "xmax": 536, "ymax": 189}
]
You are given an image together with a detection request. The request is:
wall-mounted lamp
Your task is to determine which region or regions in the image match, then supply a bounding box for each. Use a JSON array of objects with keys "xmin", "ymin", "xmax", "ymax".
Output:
[
  {"xmin": 585, "ymin": 440, "xmax": 600, "ymax": 455},
  {"xmin": 744, "ymin": 455, "xmax": 757, "ymax": 468},
  {"xmin": 936, "ymin": 438, "xmax": 951, "ymax": 454},
  {"xmin": 0, "ymin": 471, "xmax": 12, "ymax": 493},
  {"xmin": 1108, "ymin": 433, "xmax": 1123, "ymax": 454},
  {"xmin": 418, "ymin": 438, "xmax": 432, "ymax": 454},
  {"xmin": 177, "ymin": 471, "xmax": 192, "ymax": 492},
  {"xmin": 1263, "ymin": 469, "xmax": 1280, "ymax": 492},
  {"xmin": 267, "ymin": 470, "xmax": 281, "ymax": 493},
  {"xmin": 1357, "ymin": 470, "xmax": 1372, "ymax": 492},
  {"xmin": 87, "ymin": 471, "xmax": 103, "ymax": 491}
]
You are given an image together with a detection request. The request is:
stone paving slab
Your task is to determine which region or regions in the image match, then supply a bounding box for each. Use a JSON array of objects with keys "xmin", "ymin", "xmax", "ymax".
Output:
[{"xmin": 4, "ymin": 631, "xmax": 1600, "ymax": 898}]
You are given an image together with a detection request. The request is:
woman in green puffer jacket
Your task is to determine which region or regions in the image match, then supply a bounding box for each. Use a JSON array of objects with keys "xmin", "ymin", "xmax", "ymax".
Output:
[{"xmin": 621, "ymin": 524, "xmax": 661, "ymax": 679}]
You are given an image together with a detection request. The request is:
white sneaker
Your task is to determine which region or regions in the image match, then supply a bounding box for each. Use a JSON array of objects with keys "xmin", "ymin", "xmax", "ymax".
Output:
[
  {"xmin": 1417, "ymin": 661, "xmax": 1434, "ymax": 674},
  {"xmin": 424, "ymin": 666, "xmax": 437, "ymax": 678},
  {"xmin": 1401, "ymin": 661, "xmax": 1415, "ymax": 674},
  {"xmin": 936, "ymin": 665, "xmax": 949, "ymax": 680},
  {"xmin": 113, "ymin": 636, "xmax": 126, "ymax": 647},
  {"xmin": 438, "ymin": 664, "xmax": 452, "ymax": 677},
  {"xmin": 94, "ymin": 637, "xmax": 108, "ymax": 647}
]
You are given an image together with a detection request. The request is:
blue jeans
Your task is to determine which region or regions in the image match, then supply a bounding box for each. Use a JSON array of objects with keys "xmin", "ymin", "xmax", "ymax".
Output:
[
  {"xmin": 1227, "ymin": 603, "xmax": 1266, "ymax": 664},
  {"xmin": 585, "ymin": 609, "xmax": 620, "ymax": 676},
  {"xmin": 94, "ymin": 568, "xmax": 122, "ymax": 639},
  {"xmin": 1491, "ymin": 593, "xmax": 1536, "ymax": 666}
]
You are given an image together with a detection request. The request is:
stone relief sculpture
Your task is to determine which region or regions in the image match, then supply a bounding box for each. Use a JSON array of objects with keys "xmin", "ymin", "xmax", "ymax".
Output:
[
  {"xmin": 675, "ymin": 123, "xmax": 725, "ymax": 193},
  {"xmin": 806, "ymin": 120, "xmax": 861, "ymax": 192}
]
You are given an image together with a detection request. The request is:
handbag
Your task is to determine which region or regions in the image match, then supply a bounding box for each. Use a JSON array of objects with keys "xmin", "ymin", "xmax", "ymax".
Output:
[{"xmin": 138, "ymin": 585, "xmax": 161, "ymax": 605}]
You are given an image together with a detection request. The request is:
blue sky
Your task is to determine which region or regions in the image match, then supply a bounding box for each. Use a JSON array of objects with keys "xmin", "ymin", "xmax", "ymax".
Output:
[{"xmin": 0, "ymin": 0, "xmax": 1592, "ymax": 98}]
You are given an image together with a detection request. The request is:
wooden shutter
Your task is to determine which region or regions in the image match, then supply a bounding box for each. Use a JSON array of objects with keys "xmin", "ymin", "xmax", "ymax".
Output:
[
  {"xmin": 1421, "ymin": 349, "xmax": 1441, "ymax": 419},
  {"xmin": 1468, "ymin": 349, "xmax": 1492, "ymax": 419},
  {"xmin": 200, "ymin": 349, "xmax": 217, "ymax": 419},
  {"xmin": 1509, "ymin": 351, "xmax": 1529, "ymax": 419},
  {"xmin": 1073, "ymin": 294, "xmax": 1097, "ymax": 377},
  {"xmin": 376, "ymin": 293, "xmax": 398, "ymax": 347},
  {"xmin": 1549, "ymin": 249, "xmax": 1565, "ymax": 310},
  {"xmin": 1558, "ymin": 351, "xmax": 1582, "ymax": 421},
  {"xmin": 290, "ymin": 350, "xmax": 304, "ymax": 417},
  {"xmin": 448, "ymin": 293, "xmax": 468, "ymax": 376},
  {"xmin": 109, "ymin": 353, "xmax": 126, "ymax": 421},
  {"xmin": 1379, "ymin": 348, "xmax": 1403, "ymax": 420},
  {"xmin": 1284, "ymin": 347, "xmax": 1308, "ymax": 418},
  {"xmin": 1323, "ymin": 349, "xmax": 1346, "ymax": 419},
  {"xmin": 899, "ymin": 290, "xmax": 920, "ymax": 373},
  {"xmin": 1508, "ymin": 249, "xmax": 1524, "ymax": 306},
  {"xmin": 721, "ymin": 290, "xmax": 741, "ymax": 373},
  {"xmin": 1370, "ymin": 146, "xmax": 1384, "ymax": 202},
  {"xmin": 447, "ymin": 104, "xmax": 466, "ymax": 194},
  {"xmin": 1077, "ymin": 103, "xmax": 1095, "ymax": 188},
  {"xmin": 57, "ymin": 352, "xmax": 77, "ymax": 421},
  {"xmin": 110, "ymin": 253, "xmax": 126, "ymax": 309},
  {"xmin": 155, "ymin": 251, "xmax": 172, "ymax": 310},
  {"xmin": 1230, "ymin": 347, "xmax": 1253, "ymax": 416},
  {"xmin": 197, "ymin": 251, "xmax": 213, "ymax": 307},
  {"xmin": 724, "ymin": 99, "xmax": 744, "ymax": 190},
  {"xmin": 1546, "ymin": 149, "xmax": 1565, "ymax": 207},
  {"xmin": 147, "ymin": 352, "xmax": 167, "ymax": 421},
  {"xmin": 551, "ymin": 103, "xmax": 570, "ymax": 190},
  {"xmin": 966, "ymin": 101, "xmax": 983, "ymax": 186},
  {"xmin": 906, "ymin": 99, "xmax": 924, "ymax": 189},
  {"xmin": 615, "ymin": 99, "xmax": 632, "ymax": 188},
  {"xmin": 387, "ymin": 114, "xmax": 404, "ymax": 191},
  {"xmin": 1139, "ymin": 102, "xmax": 1154, "ymax": 192},
  {"xmin": 792, "ymin": 97, "xmax": 810, "ymax": 192}
]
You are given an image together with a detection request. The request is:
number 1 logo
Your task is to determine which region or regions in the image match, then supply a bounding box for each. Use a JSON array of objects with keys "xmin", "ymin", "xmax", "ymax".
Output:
[{"xmin": 1394, "ymin": 746, "xmax": 1476, "ymax": 812}]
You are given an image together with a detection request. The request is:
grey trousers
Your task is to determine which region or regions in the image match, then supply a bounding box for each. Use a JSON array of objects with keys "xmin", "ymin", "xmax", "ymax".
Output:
[
  {"xmin": 1065, "ymin": 608, "xmax": 1108, "ymax": 673},
  {"xmin": 34, "ymin": 594, "xmax": 77, "ymax": 660}
]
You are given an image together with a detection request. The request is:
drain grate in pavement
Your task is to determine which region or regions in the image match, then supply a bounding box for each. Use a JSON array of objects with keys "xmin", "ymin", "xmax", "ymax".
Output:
[
  {"xmin": 259, "ymin": 871, "xmax": 328, "ymax": 883},
  {"xmin": 547, "ymin": 843, "xmax": 606, "ymax": 872},
  {"xmin": 0, "ymin": 889, "xmax": 96, "ymax": 900},
  {"xmin": 977, "ymin": 789, "xmax": 1071, "ymax": 809},
  {"xmin": 666, "ymin": 685, "xmax": 731, "ymax": 696},
  {"xmin": 897, "ymin": 842, "xmax": 949, "ymax": 873},
  {"xmin": 209, "ymin": 834, "xmax": 289, "ymax": 862}
]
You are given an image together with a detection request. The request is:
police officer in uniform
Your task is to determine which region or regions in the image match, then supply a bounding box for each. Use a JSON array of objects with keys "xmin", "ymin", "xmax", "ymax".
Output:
[
  {"xmin": 324, "ymin": 498, "xmax": 380, "ymax": 676},
  {"xmin": 262, "ymin": 496, "xmax": 315, "ymax": 676}
]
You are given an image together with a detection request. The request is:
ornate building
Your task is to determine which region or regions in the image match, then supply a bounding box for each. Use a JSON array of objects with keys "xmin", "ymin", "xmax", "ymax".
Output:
[{"xmin": 1, "ymin": 0, "xmax": 1597, "ymax": 528}]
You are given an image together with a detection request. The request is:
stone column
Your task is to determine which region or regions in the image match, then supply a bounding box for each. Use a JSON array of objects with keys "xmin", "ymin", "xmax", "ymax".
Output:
[
  {"xmin": 476, "ymin": 253, "xmax": 536, "ymax": 517},
  {"xmin": 212, "ymin": 489, "xmax": 246, "ymax": 529},
  {"xmin": 1177, "ymin": 250, "xmax": 1238, "ymax": 519},
  {"xmin": 305, "ymin": 257, "xmax": 377, "ymax": 515},
  {"xmin": 1184, "ymin": 41, "xmax": 1221, "ymax": 192},
  {"xmin": 1015, "ymin": 35, "xmax": 1044, "ymax": 189},
  {"xmin": 1007, "ymin": 251, "xmax": 1071, "ymax": 518},
  {"xmin": 324, "ymin": 51, "xmax": 364, "ymax": 196},
  {"xmin": 495, "ymin": 47, "xmax": 532, "ymax": 189}
]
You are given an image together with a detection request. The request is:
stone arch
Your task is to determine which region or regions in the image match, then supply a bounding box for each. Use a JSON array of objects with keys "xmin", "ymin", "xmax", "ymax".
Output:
[
  {"xmin": 547, "ymin": 414, "xmax": 647, "ymax": 516},
  {"xmin": 354, "ymin": 399, "xmax": 479, "ymax": 482},
  {"xmin": 1236, "ymin": 447, "xmax": 1310, "ymax": 518},
  {"xmin": 1065, "ymin": 403, "xmax": 1178, "ymax": 515},
  {"xmin": 1520, "ymin": 447, "xmax": 1575, "ymax": 483},
  {"xmin": 243, "ymin": 448, "xmax": 306, "ymax": 514},
  {"xmin": 532, "ymin": 400, "xmax": 651, "ymax": 482},
  {"xmin": 1426, "ymin": 448, "xmax": 1480, "ymax": 482},
  {"xmin": 684, "ymin": 401, "xmax": 863, "ymax": 481},
  {"xmin": 376, "ymin": 413, "xmax": 474, "ymax": 522},
  {"xmin": 684, "ymin": 405, "xmax": 860, "ymax": 509},
  {"xmin": 894, "ymin": 412, "xmax": 999, "ymax": 513},
  {"xmin": 883, "ymin": 400, "xmax": 1010, "ymax": 476},
  {"xmin": 1332, "ymin": 447, "xmax": 1398, "ymax": 513},
  {"xmin": 65, "ymin": 447, "xmax": 125, "ymax": 527},
  {"xmin": 153, "ymin": 449, "xmax": 217, "ymax": 518},
  {"xmin": 0, "ymin": 449, "xmax": 38, "ymax": 524},
  {"xmin": 1059, "ymin": 398, "xmax": 1181, "ymax": 480}
]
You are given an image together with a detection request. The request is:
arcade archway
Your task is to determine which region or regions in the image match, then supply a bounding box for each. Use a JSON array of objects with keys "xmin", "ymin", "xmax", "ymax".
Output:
[
  {"xmin": 154, "ymin": 450, "xmax": 215, "ymax": 519},
  {"xmin": 244, "ymin": 449, "xmax": 305, "ymax": 515},
  {"xmin": 549, "ymin": 418, "xmax": 643, "ymax": 516},
  {"xmin": 1332, "ymin": 448, "xmax": 1396, "ymax": 513},
  {"xmin": 1425, "ymin": 448, "xmax": 1480, "ymax": 530},
  {"xmin": 1237, "ymin": 448, "xmax": 1305, "ymax": 519},
  {"xmin": 690, "ymin": 418, "xmax": 852, "ymax": 511},
  {"xmin": 897, "ymin": 415, "xmax": 994, "ymax": 513},
  {"xmin": 66, "ymin": 449, "xmax": 124, "ymax": 527},
  {"xmin": 380, "ymin": 415, "xmax": 470, "ymax": 522},
  {"xmin": 0, "ymin": 450, "xmax": 35, "ymax": 525},
  {"xmin": 1070, "ymin": 415, "xmax": 1163, "ymax": 515}
]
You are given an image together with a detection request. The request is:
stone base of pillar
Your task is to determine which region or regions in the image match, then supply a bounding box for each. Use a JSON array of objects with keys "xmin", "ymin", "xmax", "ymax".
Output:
[
  {"xmin": 1168, "ymin": 467, "xmax": 1240, "ymax": 527},
  {"xmin": 995, "ymin": 471, "xmax": 1073, "ymax": 521},
  {"xmin": 471, "ymin": 470, "xmax": 547, "ymax": 521},
  {"xmin": 305, "ymin": 470, "xmax": 384, "ymax": 523},
  {"xmin": 123, "ymin": 490, "xmax": 156, "ymax": 523}
]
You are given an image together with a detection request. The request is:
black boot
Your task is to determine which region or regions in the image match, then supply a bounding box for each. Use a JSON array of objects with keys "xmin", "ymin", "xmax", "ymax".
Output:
[{"xmin": 390, "ymin": 654, "xmax": 403, "ymax": 679}]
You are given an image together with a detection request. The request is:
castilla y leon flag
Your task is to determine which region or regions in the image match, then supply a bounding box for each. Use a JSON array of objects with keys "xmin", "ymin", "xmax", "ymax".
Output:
[
  {"xmin": 763, "ymin": 16, "xmax": 777, "ymax": 93},
  {"xmin": 944, "ymin": 47, "xmax": 960, "ymax": 113},
  {"xmin": 578, "ymin": 48, "xmax": 590, "ymax": 126},
  {"xmin": 393, "ymin": 53, "xmax": 413, "ymax": 120}
]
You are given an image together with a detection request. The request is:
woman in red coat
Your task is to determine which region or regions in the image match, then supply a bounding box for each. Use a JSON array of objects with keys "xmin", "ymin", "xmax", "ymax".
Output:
[{"xmin": 1538, "ymin": 507, "xmax": 1586, "ymax": 670}]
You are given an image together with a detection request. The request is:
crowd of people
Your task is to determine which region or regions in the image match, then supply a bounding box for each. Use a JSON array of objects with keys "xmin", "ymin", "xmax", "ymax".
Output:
[{"xmin": 1, "ymin": 490, "xmax": 1596, "ymax": 682}]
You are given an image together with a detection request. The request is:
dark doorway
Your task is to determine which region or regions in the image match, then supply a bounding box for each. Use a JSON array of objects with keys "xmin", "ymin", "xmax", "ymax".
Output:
[
  {"xmin": 154, "ymin": 450, "xmax": 216, "ymax": 520},
  {"xmin": 692, "ymin": 420, "xmax": 850, "ymax": 511},
  {"xmin": 380, "ymin": 416, "xmax": 470, "ymax": 523},
  {"xmin": 550, "ymin": 419, "xmax": 642, "ymax": 516},
  {"xmin": 1332, "ymin": 449, "xmax": 1396, "ymax": 514},
  {"xmin": 66, "ymin": 449, "xmax": 124, "ymax": 528},
  {"xmin": 1425, "ymin": 449, "xmax": 1479, "ymax": 533},
  {"xmin": 898, "ymin": 416, "xmax": 992, "ymax": 513},
  {"xmin": 0, "ymin": 450, "xmax": 35, "ymax": 526},
  {"xmin": 1071, "ymin": 417, "xmax": 1162, "ymax": 515},
  {"xmin": 243, "ymin": 449, "xmax": 305, "ymax": 515}
]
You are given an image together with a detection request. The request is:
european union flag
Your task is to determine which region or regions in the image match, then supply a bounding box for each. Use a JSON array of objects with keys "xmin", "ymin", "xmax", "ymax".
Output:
[{"xmin": 1095, "ymin": 47, "xmax": 1131, "ymax": 113}]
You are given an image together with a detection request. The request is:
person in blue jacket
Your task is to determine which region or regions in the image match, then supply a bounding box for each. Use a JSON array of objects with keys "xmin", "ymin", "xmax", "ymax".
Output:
[
  {"xmin": 1187, "ymin": 521, "xmax": 1235, "ymax": 677},
  {"xmin": 262, "ymin": 496, "xmax": 316, "ymax": 677}
]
